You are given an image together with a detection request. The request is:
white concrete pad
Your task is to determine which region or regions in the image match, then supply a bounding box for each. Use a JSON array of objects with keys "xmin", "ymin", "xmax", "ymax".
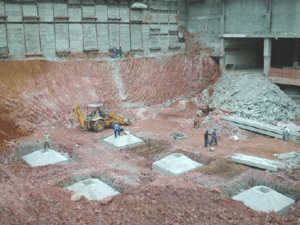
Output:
[
  {"xmin": 66, "ymin": 178, "xmax": 119, "ymax": 201},
  {"xmin": 275, "ymin": 152, "xmax": 299, "ymax": 160},
  {"xmin": 233, "ymin": 186, "xmax": 295, "ymax": 215},
  {"xmin": 103, "ymin": 134, "xmax": 144, "ymax": 149},
  {"xmin": 152, "ymin": 153, "xmax": 203, "ymax": 176},
  {"xmin": 23, "ymin": 149, "xmax": 69, "ymax": 167},
  {"xmin": 229, "ymin": 153, "xmax": 286, "ymax": 171}
]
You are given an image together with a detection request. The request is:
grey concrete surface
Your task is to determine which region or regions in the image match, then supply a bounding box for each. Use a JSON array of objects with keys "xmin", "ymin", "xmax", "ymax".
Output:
[
  {"xmin": 103, "ymin": 133, "xmax": 144, "ymax": 149},
  {"xmin": 152, "ymin": 153, "xmax": 203, "ymax": 176},
  {"xmin": 66, "ymin": 178, "xmax": 119, "ymax": 201},
  {"xmin": 23, "ymin": 149, "xmax": 69, "ymax": 167},
  {"xmin": 233, "ymin": 185, "xmax": 295, "ymax": 216},
  {"xmin": 229, "ymin": 153, "xmax": 286, "ymax": 172}
]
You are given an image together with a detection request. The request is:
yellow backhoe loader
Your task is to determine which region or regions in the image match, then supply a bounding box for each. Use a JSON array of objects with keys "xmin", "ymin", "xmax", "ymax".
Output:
[{"xmin": 69, "ymin": 103, "xmax": 130, "ymax": 132}]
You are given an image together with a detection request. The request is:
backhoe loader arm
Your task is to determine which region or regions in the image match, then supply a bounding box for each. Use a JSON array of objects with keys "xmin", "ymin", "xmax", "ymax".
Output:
[{"xmin": 70, "ymin": 103, "xmax": 86, "ymax": 128}]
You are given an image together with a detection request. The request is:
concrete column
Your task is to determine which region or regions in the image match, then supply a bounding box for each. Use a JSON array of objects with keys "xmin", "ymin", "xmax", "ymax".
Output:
[
  {"xmin": 219, "ymin": 38, "xmax": 225, "ymax": 70},
  {"xmin": 293, "ymin": 39, "xmax": 299, "ymax": 68},
  {"xmin": 264, "ymin": 38, "xmax": 272, "ymax": 76}
]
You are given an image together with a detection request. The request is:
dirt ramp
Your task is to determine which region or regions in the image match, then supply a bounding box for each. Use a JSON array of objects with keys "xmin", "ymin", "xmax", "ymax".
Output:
[{"xmin": 121, "ymin": 54, "xmax": 220, "ymax": 104}]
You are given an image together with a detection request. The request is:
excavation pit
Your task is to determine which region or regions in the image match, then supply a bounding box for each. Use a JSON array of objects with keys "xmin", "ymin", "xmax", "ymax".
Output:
[
  {"xmin": 23, "ymin": 149, "xmax": 69, "ymax": 167},
  {"xmin": 152, "ymin": 153, "xmax": 203, "ymax": 176},
  {"xmin": 103, "ymin": 134, "xmax": 145, "ymax": 149},
  {"xmin": 232, "ymin": 185, "xmax": 295, "ymax": 216},
  {"xmin": 66, "ymin": 178, "xmax": 119, "ymax": 201}
]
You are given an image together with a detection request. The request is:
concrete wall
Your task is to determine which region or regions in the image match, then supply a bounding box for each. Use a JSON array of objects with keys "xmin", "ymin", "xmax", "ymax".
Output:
[
  {"xmin": 187, "ymin": 0, "xmax": 300, "ymax": 71},
  {"xmin": 0, "ymin": 0, "xmax": 186, "ymax": 59}
]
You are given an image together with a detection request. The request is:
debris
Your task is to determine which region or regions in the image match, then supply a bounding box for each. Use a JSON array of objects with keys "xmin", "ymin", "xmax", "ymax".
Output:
[
  {"xmin": 210, "ymin": 147, "xmax": 215, "ymax": 152},
  {"xmin": 233, "ymin": 135, "xmax": 239, "ymax": 141},
  {"xmin": 275, "ymin": 152, "xmax": 299, "ymax": 160}
]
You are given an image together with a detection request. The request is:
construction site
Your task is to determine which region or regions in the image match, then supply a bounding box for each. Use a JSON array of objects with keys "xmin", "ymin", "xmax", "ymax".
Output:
[{"xmin": 0, "ymin": 0, "xmax": 300, "ymax": 224}]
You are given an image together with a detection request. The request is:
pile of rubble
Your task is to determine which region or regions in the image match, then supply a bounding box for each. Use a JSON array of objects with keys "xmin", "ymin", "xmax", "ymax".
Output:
[{"xmin": 209, "ymin": 72, "xmax": 300, "ymax": 123}]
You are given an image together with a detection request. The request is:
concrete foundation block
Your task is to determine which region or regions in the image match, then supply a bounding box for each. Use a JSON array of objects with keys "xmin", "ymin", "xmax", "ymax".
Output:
[
  {"xmin": 23, "ymin": 149, "xmax": 69, "ymax": 167},
  {"xmin": 229, "ymin": 153, "xmax": 286, "ymax": 171},
  {"xmin": 66, "ymin": 178, "xmax": 119, "ymax": 201},
  {"xmin": 152, "ymin": 153, "xmax": 203, "ymax": 176},
  {"xmin": 233, "ymin": 185, "xmax": 295, "ymax": 215},
  {"xmin": 103, "ymin": 134, "xmax": 144, "ymax": 149}
]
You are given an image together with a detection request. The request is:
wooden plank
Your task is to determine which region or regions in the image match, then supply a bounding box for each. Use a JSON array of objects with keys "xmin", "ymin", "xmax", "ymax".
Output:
[
  {"xmin": 97, "ymin": 24, "xmax": 109, "ymax": 52},
  {"xmin": 55, "ymin": 24, "xmax": 69, "ymax": 51},
  {"xmin": 69, "ymin": 24, "xmax": 83, "ymax": 52},
  {"xmin": 282, "ymin": 69, "xmax": 295, "ymax": 78},
  {"xmin": 0, "ymin": 24, "xmax": 7, "ymax": 48},
  {"xmin": 83, "ymin": 24, "xmax": 97, "ymax": 50},
  {"xmin": 38, "ymin": 3, "xmax": 53, "ymax": 22},
  {"xmin": 5, "ymin": 4, "xmax": 22, "ymax": 22},
  {"xmin": 40, "ymin": 24, "xmax": 56, "ymax": 58},
  {"xmin": 24, "ymin": 24, "xmax": 40, "ymax": 53},
  {"xmin": 7, "ymin": 24, "xmax": 25, "ymax": 58}
]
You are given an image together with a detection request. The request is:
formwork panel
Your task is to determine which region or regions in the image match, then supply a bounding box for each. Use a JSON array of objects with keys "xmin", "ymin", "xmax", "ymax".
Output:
[
  {"xmin": 96, "ymin": 5, "xmax": 107, "ymax": 22},
  {"xmin": 109, "ymin": 24, "xmax": 119, "ymax": 48},
  {"xmin": 40, "ymin": 24, "xmax": 56, "ymax": 58},
  {"xmin": 82, "ymin": 5, "xmax": 95, "ymax": 17},
  {"xmin": 0, "ymin": 24, "xmax": 7, "ymax": 48},
  {"xmin": 97, "ymin": 24, "xmax": 109, "ymax": 52},
  {"xmin": 5, "ymin": 4, "xmax": 22, "ymax": 22},
  {"xmin": 55, "ymin": 24, "xmax": 69, "ymax": 51},
  {"xmin": 160, "ymin": 35, "xmax": 169, "ymax": 52},
  {"xmin": 0, "ymin": 2, "xmax": 4, "ymax": 14},
  {"xmin": 24, "ymin": 24, "xmax": 40, "ymax": 53},
  {"xmin": 131, "ymin": 24, "xmax": 142, "ymax": 49},
  {"xmin": 142, "ymin": 24, "xmax": 150, "ymax": 54},
  {"xmin": 130, "ymin": 10, "xmax": 141, "ymax": 21},
  {"xmin": 38, "ymin": 3, "xmax": 54, "ymax": 22},
  {"xmin": 7, "ymin": 24, "xmax": 25, "ymax": 58},
  {"xmin": 169, "ymin": 12, "xmax": 177, "ymax": 23},
  {"xmin": 108, "ymin": 5, "xmax": 119, "ymax": 18},
  {"xmin": 120, "ymin": 24, "xmax": 130, "ymax": 52},
  {"xmin": 120, "ymin": 6, "xmax": 129, "ymax": 22},
  {"xmin": 23, "ymin": 4, "xmax": 38, "ymax": 16},
  {"xmin": 150, "ymin": 11, "xmax": 159, "ymax": 23},
  {"xmin": 150, "ymin": 35, "xmax": 159, "ymax": 48},
  {"xmin": 83, "ymin": 24, "xmax": 97, "ymax": 50},
  {"xmin": 69, "ymin": 24, "xmax": 83, "ymax": 52},
  {"xmin": 160, "ymin": 12, "xmax": 169, "ymax": 23},
  {"xmin": 68, "ymin": 5, "xmax": 82, "ymax": 22},
  {"xmin": 53, "ymin": 3, "xmax": 68, "ymax": 17}
]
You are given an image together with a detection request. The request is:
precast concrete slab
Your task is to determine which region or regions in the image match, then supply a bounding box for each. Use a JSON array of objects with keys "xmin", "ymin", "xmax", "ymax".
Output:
[
  {"xmin": 229, "ymin": 153, "xmax": 286, "ymax": 171},
  {"xmin": 152, "ymin": 153, "xmax": 203, "ymax": 176},
  {"xmin": 103, "ymin": 134, "xmax": 144, "ymax": 149},
  {"xmin": 23, "ymin": 149, "xmax": 69, "ymax": 167},
  {"xmin": 232, "ymin": 186, "xmax": 295, "ymax": 215},
  {"xmin": 66, "ymin": 178, "xmax": 119, "ymax": 201}
]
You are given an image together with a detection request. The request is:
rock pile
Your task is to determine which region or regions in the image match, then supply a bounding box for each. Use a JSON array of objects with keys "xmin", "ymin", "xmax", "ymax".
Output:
[{"xmin": 210, "ymin": 72, "xmax": 300, "ymax": 122}]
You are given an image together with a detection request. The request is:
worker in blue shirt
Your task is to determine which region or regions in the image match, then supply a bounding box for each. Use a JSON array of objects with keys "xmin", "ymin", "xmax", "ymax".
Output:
[
  {"xmin": 114, "ymin": 124, "xmax": 120, "ymax": 138},
  {"xmin": 210, "ymin": 129, "xmax": 218, "ymax": 145}
]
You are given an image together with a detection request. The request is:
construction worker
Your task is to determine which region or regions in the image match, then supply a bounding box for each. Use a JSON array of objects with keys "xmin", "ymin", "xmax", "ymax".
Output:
[
  {"xmin": 210, "ymin": 129, "xmax": 218, "ymax": 145},
  {"xmin": 114, "ymin": 124, "xmax": 121, "ymax": 138},
  {"xmin": 283, "ymin": 126, "xmax": 290, "ymax": 141},
  {"xmin": 204, "ymin": 130, "xmax": 209, "ymax": 147},
  {"xmin": 44, "ymin": 131, "xmax": 51, "ymax": 151}
]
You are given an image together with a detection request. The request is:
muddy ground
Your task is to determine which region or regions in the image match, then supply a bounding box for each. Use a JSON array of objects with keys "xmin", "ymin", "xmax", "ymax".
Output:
[{"xmin": 1, "ymin": 102, "xmax": 300, "ymax": 225}]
